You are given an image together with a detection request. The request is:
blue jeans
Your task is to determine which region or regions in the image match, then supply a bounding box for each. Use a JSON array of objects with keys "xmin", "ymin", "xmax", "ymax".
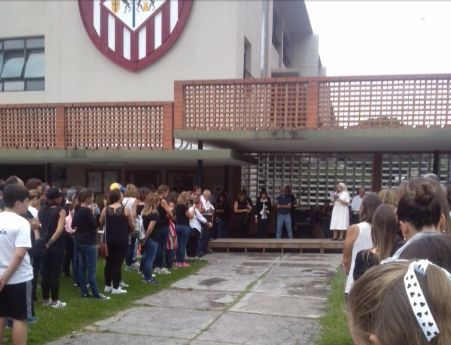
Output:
[
  {"xmin": 72, "ymin": 237, "xmax": 80, "ymax": 285},
  {"xmin": 155, "ymin": 226, "xmax": 169, "ymax": 268},
  {"xmin": 78, "ymin": 244, "xmax": 100, "ymax": 296},
  {"xmin": 176, "ymin": 224, "xmax": 190, "ymax": 263},
  {"xmin": 276, "ymin": 213, "xmax": 293, "ymax": 239},
  {"xmin": 217, "ymin": 219, "xmax": 229, "ymax": 238},
  {"xmin": 125, "ymin": 235, "xmax": 136, "ymax": 266},
  {"xmin": 143, "ymin": 237, "xmax": 158, "ymax": 280}
]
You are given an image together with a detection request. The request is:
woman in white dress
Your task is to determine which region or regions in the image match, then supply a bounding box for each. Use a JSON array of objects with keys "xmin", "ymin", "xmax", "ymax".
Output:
[{"xmin": 330, "ymin": 183, "xmax": 350, "ymax": 241}]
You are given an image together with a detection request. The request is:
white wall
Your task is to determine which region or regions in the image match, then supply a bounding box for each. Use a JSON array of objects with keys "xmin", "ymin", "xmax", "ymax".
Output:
[{"xmin": 0, "ymin": 1, "xmax": 241, "ymax": 104}]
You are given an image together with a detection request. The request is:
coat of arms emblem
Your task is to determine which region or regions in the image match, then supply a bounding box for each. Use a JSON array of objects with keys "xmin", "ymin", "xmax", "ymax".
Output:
[{"xmin": 79, "ymin": 0, "xmax": 193, "ymax": 71}]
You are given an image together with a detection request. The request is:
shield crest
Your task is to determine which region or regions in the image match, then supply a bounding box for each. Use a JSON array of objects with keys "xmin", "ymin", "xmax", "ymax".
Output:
[{"xmin": 79, "ymin": 0, "xmax": 193, "ymax": 71}]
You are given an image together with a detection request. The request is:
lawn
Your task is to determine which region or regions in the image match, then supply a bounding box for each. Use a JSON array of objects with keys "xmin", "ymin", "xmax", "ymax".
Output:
[
  {"xmin": 3, "ymin": 259, "xmax": 207, "ymax": 345},
  {"xmin": 316, "ymin": 268, "xmax": 353, "ymax": 345}
]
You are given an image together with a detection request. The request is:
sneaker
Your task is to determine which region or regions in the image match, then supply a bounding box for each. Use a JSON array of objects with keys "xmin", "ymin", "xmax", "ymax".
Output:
[
  {"xmin": 27, "ymin": 317, "xmax": 37, "ymax": 323},
  {"xmin": 142, "ymin": 279, "xmax": 160, "ymax": 285},
  {"xmin": 152, "ymin": 273, "xmax": 156, "ymax": 277},
  {"xmin": 87, "ymin": 283, "xmax": 91, "ymax": 288},
  {"xmin": 81, "ymin": 293, "xmax": 92, "ymax": 298},
  {"xmin": 42, "ymin": 299, "xmax": 52, "ymax": 306},
  {"xmin": 104, "ymin": 285, "xmax": 113, "ymax": 293},
  {"xmin": 112, "ymin": 287, "xmax": 127, "ymax": 294},
  {"xmin": 119, "ymin": 281, "xmax": 129, "ymax": 288},
  {"xmin": 73, "ymin": 283, "xmax": 79, "ymax": 287},
  {"xmin": 51, "ymin": 300, "xmax": 67, "ymax": 309},
  {"xmin": 132, "ymin": 262, "xmax": 140, "ymax": 269},
  {"xmin": 175, "ymin": 263, "xmax": 181, "ymax": 267},
  {"xmin": 180, "ymin": 262, "xmax": 191, "ymax": 267},
  {"xmin": 93, "ymin": 293, "xmax": 110, "ymax": 300},
  {"xmin": 125, "ymin": 265, "xmax": 134, "ymax": 272},
  {"xmin": 156, "ymin": 267, "xmax": 171, "ymax": 275}
]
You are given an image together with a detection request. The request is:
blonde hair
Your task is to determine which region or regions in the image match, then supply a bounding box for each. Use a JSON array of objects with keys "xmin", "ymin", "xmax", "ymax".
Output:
[
  {"xmin": 378, "ymin": 188, "xmax": 399, "ymax": 207},
  {"xmin": 29, "ymin": 189, "xmax": 41, "ymax": 200},
  {"xmin": 348, "ymin": 261, "xmax": 451, "ymax": 345},
  {"xmin": 124, "ymin": 184, "xmax": 139, "ymax": 198},
  {"xmin": 141, "ymin": 193, "xmax": 159, "ymax": 216},
  {"xmin": 177, "ymin": 191, "xmax": 191, "ymax": 205},
  {"xmin": 371, "ymin": 204, "xmax": 399, "ymax": 264}
]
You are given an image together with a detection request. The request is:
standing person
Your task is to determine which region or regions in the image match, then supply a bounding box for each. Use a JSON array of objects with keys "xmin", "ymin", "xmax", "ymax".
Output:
[
  {"xmin": 353, "ymin": 204, "xmax": 399, "ymax": 281},
  {"xmin": 38, "ymin": 188, "xmax": 66, "ymax": 308},
  {"xmin": 137, "ymin": 187, "xmax": 151, "ymax": 275},
  {"xmin": 122, "ymin": 184, "xmax": 138, "ymax": 272},
  {"xmin": 0, "ymin": 184, "xmax": 33, "ymax": 345},
  {"xmin": 154, "ymin": 185, "xmax": 174, "ymax": 275},
  {"xmin": 187, "ymin": 197, "xmax": 213, "ymax": 258},
  {"xmin": 330, "ymin": 183, "xmax": 351, "ymax": 241},
  {"xmin": 350, "ymin": 187, "xmax": 365, "ymax": 225},
  {"xmin": 175, "ymin": 192, "xmax": 194, "ymax": 267},
  {"xmin": 255, "ymin": 190, "xmax": 272, "ymax": 238},
  {"xmin": 72, "ymin": 188, "xmax": 109, "ymax": 300},
  {"xmin": 215, "ymin": 193, "xmax": 230, "ymax": 238},
  {"xmin": 275, "ymin": 187, "xmax": 293, "ymax": 239},
  {"xmin": 100, "ymin": 190, "xmax": 133, "ymax": 295},
  {"xmin": 140, "ymin": 193, "xmax": 160, "ymax": 285},
  {"xmin": 320, "ymin": 199, "xmax": 333, "ymax": 238},
  {"xmin": 62, "ymin": 188, "xmax": 77, "ymax": 280},
  {"xmin": 342, "ymin": 194, "xmax": 381, "ymax": 297},
  {"xmin": 200, "ymin": 189, "xmax": 215, "ymax": 255},
  {"xmin": 285, "ymin": 186, "xmax": 298, "ymax": 235},
  {"xmin": 234, "ymin": 192, "xmax": 251, "ymax": 238}
]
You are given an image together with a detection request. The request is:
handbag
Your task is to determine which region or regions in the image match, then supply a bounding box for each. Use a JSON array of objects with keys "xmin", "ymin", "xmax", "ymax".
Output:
[{"xmin": 97, "ymin": 217, "xmax": 108, "ymax": 258}]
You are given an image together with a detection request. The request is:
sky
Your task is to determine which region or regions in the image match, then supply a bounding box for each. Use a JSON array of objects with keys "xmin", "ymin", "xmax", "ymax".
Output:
[{"xmin": 305, "ymin": 1, "xmax": 451, "ymax": 76}]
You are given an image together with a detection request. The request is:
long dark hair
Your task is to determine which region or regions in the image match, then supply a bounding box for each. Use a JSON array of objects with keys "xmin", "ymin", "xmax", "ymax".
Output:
[{"xmin": 75, "ymin": 188, "xmax": 93, "ymax": 210}]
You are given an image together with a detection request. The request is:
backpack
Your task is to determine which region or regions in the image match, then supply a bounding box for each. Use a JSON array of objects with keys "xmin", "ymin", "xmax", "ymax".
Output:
[
  {"xmin": 132, "ymin": 215, "xmax": 145, "ymax": 240},
  {"xmin": 65, "ymin": 210, "xmax": 76, "ymax": 234}
]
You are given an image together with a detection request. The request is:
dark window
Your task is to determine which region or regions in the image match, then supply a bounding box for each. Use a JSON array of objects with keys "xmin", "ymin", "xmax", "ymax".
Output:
[{"xmin": 0, "ymin": 36, "xmax": 44, "ymax": 92}]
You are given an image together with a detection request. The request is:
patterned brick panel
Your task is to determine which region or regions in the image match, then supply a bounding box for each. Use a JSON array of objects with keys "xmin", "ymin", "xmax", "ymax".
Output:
[
  {"xmin": 183, "ymin": 81, "xmax": 308, "ymax": 130},
  {"xmin": 0, "ymin": 107, "xmax": 57, "ymax": 148},
  {"xmin": 65, "ymin": 105, "xmax": 165, "ymax": 150},
  {"xmin": 319, "ymin": 77, "xmax": 451, "ymax": 129}
]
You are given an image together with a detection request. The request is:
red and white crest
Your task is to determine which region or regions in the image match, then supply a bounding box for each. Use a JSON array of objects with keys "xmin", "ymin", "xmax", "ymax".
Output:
[{"xmin": 79, "ymin": 0, "xmax": 193, "ymax": 71}]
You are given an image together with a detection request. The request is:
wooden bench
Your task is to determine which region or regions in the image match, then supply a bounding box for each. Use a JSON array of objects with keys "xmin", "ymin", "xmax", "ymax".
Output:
[{"xmin": 209, "ymin": 238, "xmax": 344, "ymax": 254}]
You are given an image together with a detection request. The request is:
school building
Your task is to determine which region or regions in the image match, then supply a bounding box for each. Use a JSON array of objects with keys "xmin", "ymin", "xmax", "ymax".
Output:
[{"xmin": 1, "ymin": 0, "xmax": 450, "ymax": 210}]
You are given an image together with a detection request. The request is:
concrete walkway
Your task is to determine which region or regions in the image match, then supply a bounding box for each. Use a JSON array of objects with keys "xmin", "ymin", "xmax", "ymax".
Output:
[{"xmin": 48, "ymin": 253, "xmax": 341, "ymax": 345}]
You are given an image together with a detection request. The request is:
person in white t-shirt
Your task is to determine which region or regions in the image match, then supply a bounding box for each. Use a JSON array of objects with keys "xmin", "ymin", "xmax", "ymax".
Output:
[
  {"xmin": 0, "ymin": 184, "xmax": 33, "ymax": 345},
  {"xmin": 350, "ymin": 187, "xmax": 365, "ymax": 225}
]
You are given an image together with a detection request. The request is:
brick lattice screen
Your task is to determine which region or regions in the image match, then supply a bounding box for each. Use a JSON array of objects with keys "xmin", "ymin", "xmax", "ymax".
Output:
[
  {"xmin": 65, "ymin": 105, "xmax": 165, "ymax": 150},
  {"xmin": 318, "ymin": 77, "xmax": 451, "ymax": 129},
  {"xmin": 0, "ymin": 107, "xmax": 57, "ymax": 148},
  {"xmin": 183, "ymin": 81, "xmax": 308, "ymax": 130}
]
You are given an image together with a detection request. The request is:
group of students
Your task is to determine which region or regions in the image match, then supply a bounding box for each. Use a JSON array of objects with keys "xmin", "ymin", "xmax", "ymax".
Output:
[
  {"xmin": 342, "ymin": 175, "xmax": 451, "ymax": 345},
  {"xmin": 0, "ymin": 175, "xmax": 221, "ymax": 345}
]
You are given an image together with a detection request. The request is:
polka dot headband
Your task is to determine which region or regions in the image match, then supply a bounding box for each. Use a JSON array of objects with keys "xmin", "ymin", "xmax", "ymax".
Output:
[{"xmin": 404, "ymin": 260, "xmax": 451, "ymax": 342}]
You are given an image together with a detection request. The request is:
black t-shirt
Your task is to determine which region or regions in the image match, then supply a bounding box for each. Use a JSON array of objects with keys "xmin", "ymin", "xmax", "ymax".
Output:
[
  {"xmin": 353, "ymin": 249, "xmax": 377, "ymax": 281},
  {"xmin": 72, "ymin": 206, "xmax": 98, "ymax": 245},
  {"xmin": 105, "ymin": 206, "xmax": 129, "ymax": 245},
  {"xmin": 175, "ymin": 204, "xmax": 190, "ymax": 226},
  {"xmin": 215, "ymin": 201, "xmax": 231, "ymax": 221},
  {"xmin": 142, "ymin": 212, "xmax": 160, "ymax": 242},
  {"xmin": 155, "ymin": 204, "xmax": 169, "ymax": 230},
  {"xmin": 38, "ymin": 206, "xmax": 65, "ymax": 248}
]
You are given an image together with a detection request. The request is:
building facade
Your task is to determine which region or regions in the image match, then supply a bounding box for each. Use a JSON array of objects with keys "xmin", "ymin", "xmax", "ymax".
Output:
[{"xmin": 1, "ymin": 0, "xmax": 450, "ymax": 210}]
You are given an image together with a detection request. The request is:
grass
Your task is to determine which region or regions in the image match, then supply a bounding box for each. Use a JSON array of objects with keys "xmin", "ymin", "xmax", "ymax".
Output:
[
  {"xmin": 316, "ymin": 268, "xmax": 353, "ymax": 345},
  {"xmin": 3, "ymin": 259, "xmax": 207, "ymax": 345}
]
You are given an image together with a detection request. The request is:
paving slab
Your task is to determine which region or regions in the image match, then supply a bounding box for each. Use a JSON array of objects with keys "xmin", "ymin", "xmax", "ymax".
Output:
[
  {"xmin": 46, "ymin": 333, "xmax": 188, "ymax": 345},
  {"xmin": 135, "ymin": 289, "xmax": 238, "ymax": 311},
  {"xmin": 95, "ymin": 307, "xmax": 221, "ymax": 339},
  {"xmin": 171, "ymin": 274, "xmax": 256, "ymax": 292},
  {"xmin": 196, "ymin": 260, "xmax": 271, "ymax": 278},
  {"xmin": 265, "ymin": 264, "xmax": 337, "ymax": 278},
  {"xmin": 190, "ymin": 341, "xmax": 238, "ymax": 345},
  {"xmin": 230, "ymin": 292, "xmax": 327, "ymax": 319},
  {"xmin": 252, "ymin": 276, "xmax": 331, "ymax": 297},
  {"xmin": 198, "ymin": 312, "xmax": 320, "ymax": 345}
]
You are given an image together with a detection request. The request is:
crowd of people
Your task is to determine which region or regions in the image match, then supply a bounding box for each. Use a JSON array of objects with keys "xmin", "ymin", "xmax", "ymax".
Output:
[
  {"xmin": 341, "ymin": 174, "xmax": 451, "ymax": 345},
  {"xmin": 0, "ymin": 176, "xmax": 234, "ymax": 344}
]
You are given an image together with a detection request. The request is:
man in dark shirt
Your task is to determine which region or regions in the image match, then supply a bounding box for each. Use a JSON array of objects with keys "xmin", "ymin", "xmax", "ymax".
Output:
[{"xmin": 275, "ymin": 187, "xmax": 293, "ymax": 239}]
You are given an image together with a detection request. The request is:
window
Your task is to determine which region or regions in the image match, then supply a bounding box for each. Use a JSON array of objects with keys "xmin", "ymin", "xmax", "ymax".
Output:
[{"xmin": 0, "ymin": 37, "xmax": 44, "ymax": 92}]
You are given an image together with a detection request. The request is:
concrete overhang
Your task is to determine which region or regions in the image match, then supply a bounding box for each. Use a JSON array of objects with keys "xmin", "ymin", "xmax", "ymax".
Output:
[
  {"xmin": 174, "ymin": 128, "xmax": 451, "ymax": 153},
  {"xmin": 0, "ymin": 149, "xmax": 257, "ymax": 166}
]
